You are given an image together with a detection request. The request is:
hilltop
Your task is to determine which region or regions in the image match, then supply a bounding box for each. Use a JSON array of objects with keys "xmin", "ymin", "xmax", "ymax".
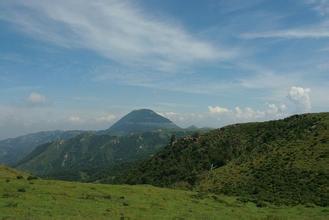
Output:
[{"xmin": 106, "ymin": 109, "xmax": 181, "ymax": 135}]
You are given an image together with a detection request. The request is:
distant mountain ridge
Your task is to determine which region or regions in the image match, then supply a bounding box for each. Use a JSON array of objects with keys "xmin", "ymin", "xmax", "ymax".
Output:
[
  {"xmin": 106, "ymin": 109, "xmax": 181, "ymax": 135},
  {"xmin": 1, "ymin": 109, "xmax": 180, "ymax": 167},
  {"xmin": 16, "ymin": 132, "xmax": 175, "ymax": 180},
  {"xmin": 15, "ymin": 109, "xmax": 193, "ymax": 181},
  {"xmin": 0, "ymin": 130, "xmax": 84, "ymax": 165}
]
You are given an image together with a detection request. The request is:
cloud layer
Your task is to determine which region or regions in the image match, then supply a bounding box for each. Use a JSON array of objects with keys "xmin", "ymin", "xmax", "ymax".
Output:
[{"xmin": 1, "ymin": 0, "xmax": 232, "ymax": 72}]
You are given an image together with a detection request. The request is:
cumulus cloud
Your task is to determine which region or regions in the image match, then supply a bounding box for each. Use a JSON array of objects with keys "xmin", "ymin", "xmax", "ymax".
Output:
[
  {"xmin": 208, "ymin": 106, "xmax": 230, "ymax": 114},
  {"xmin": 208, "ymin": 103, "xmax": 286, "ymax": 122},
  {"xmin": 288, "ymin": 86, "xmax": 312, "ymax": 112},
  {"xmin": 96, "ymin": 113, "xmax": 116, "ymax": 123},
  {"xmin": 266, "ymin": 103, "xmax": 287, "ymax": 116},
  {"xmin": 26, "ymin": 92, "xmax": 46, "ymax": 105},
  {"xmin": 208, "ymin": 86, "xmax": 312, "ymax": 125},
  {"xmin": 68, "ymin": 116, "xmax": 82, "ymax": 123}
]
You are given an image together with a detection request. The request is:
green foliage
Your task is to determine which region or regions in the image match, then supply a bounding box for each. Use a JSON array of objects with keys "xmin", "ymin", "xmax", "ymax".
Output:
[{"xmin": 122, "ymin": 113, "xmax": 329, "ymax": 206}]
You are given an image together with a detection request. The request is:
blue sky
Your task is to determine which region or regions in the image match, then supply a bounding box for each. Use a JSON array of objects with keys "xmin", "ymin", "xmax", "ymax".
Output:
[{"xmin": 0, "ymin": 0, "xmax": 329, "ymax": 139}]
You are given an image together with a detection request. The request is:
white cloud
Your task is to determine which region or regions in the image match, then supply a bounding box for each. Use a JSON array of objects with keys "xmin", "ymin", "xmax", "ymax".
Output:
[
  {"xmin": 26, "ymin": 92, "xmax": 46, "ymax": 105},
  {"xmin": 207, "ymin": 87, "xmax": 312, "ymax": 124},
  {"xmin": 68, "ymin": 116, "xmax": 82, "ymax": 123},
  {"xmin": 96, "ymin": 113, "xmax": 116, "ymax": 123},
  {"xmin": 306, "ymin": 0, "xmax": 329, "ymax": 16},
  {"xmin": 234, "ymin": 106, "xmax": 266, "ymax": 119},
  {"xmin": 241, "ymin": 28, "xmax": 329, "ymax": 39},
  {"xmin": 0, "ymin": 0, "xmax": 233, "ymax": 72},
  {"xmin": 266, "ymin": 103, "xmax": 286, "ymax": 116},
  {"xmin": 288, "ymin": 86, "xmax": 312, "ymax": 112},
  {"xmin": 208, "ymin": 103, "xmax": 286, "ymax": 122},
  {"xmin": 208, "ymin": 106, "xmax": 230, "ymax": 114},
  {"xmin": 157, "ymin": 112, "xmax": 179, "ymax": 117}
]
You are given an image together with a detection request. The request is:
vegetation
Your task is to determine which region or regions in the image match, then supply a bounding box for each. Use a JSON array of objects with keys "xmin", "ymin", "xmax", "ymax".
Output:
[
  {"xmin": 1, "ymin": 166, "xmax": 328, "ymax": 219},
  {"xmin": 122, "ymin": 113, "xmax": 329, "ymax": 206},
  {"xmin": 16, "ymin": 130, "xmax": 195, "ymax": 182},
  {"xmin": 0, "ymin": 130, "xmax": 84, "ymax": 165}
]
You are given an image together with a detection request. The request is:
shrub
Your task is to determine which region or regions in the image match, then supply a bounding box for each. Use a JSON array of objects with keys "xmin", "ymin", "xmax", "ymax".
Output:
[
  {"xmin": 17, "ymin": 188, "xmax": 26, "ymax": 193},
  {"xmin": 27, "ymin": 175, "xmax": 38, "ymax": 181}
]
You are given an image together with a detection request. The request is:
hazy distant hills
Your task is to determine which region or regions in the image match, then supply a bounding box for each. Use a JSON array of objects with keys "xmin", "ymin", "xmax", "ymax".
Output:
[
  {"xmin": 0, "ymin": 109, "xmax": 182, "ymax": 167},
  {"xmin": 121, "ymin": 113, "xmax": 329, "ymax": 206},
  {"xmin": 0, "ymin": 130, "xmax": 84, "ymax": 165},
  {"xmin": 16, "ymin": 132, "xmax": 174, "ymax": 180},
  {"xmin": 106, "ymin": 109, "xmax": 181, "ymax": 136},
  {"xmin": 15, "ymin": 109, "xmax": 196, "ymax": 181}
]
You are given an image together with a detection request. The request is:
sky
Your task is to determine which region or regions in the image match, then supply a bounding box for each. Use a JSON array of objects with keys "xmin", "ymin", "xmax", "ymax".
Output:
[{"xmin": 0, "ymin": 0, "xmax": 329, "ymax": 139}]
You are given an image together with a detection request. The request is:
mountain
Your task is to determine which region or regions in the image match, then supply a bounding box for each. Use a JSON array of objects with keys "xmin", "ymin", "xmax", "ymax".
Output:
[
  {"xmin": 16, "ymin": 131, "xmax": 193, "ymax": 181},
  {"xmin": 106, "ymin": 109, "xmax": 181, "ymax": 135},
  {"xmin": 0, "ymin": 130, "xmax": 84, "ymax": 165},
  {"xmin": 15, "ymin": 110, "xmax": 193, "ymax": 181},
  {"xmin": 121, "ymin": 113, "xmax": 329, "ymax": 206}
]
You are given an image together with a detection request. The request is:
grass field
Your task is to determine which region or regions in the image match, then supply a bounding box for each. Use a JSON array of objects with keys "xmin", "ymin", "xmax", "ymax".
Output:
[{"xmin": 0, "ymin": 166, "xmax": 328, "ymax": 220}]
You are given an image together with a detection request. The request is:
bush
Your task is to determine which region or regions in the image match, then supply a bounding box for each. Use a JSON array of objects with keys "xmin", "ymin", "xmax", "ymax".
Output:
[
  {"xmin": 27, "ymin": 175, "xmax": 38, "ymax": 181},
  {"xmin": 17, "ymin": 188, "xmax": 26, "ymax": 193},
  {"xmin": 16, "ymin": 175, "xmax": 24, "ymax": 180}
]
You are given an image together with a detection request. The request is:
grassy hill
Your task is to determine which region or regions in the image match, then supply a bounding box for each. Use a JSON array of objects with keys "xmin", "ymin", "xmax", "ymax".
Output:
[
  {"xmin": 122, "ymin": 113, "xmax": 329, "ymax": 206},
  {"xmin": 1, "ymin": 166, "xmax": 328, "ymax": 219}
]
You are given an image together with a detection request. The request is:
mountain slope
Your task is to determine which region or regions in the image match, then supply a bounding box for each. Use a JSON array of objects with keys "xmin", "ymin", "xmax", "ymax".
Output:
[
  {"xmin": 122, "ymin": 113, "xmax": 329, "ymax": 206},
  {"xmin": 106, "ymin": 109, "xmax": 180, "ymax": 135},
  {"xmin": 16, "ymin": 131, "xmax": 192, "ymax": 181},
  {"xmin": 0, "ymin": 130, "xmax": 84, "ymax": 165},
  {"xmin": 15, "ymin": 109, "xmax": 188, "ymax": 181},
  {"xmin": 2, "ymin": 166, "xmax": 328, "ymax": 219}
]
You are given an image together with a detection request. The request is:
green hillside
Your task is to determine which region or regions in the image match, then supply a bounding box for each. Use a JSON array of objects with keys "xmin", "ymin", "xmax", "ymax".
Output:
[
  {"xmin": 16, "ymin": 131, "xmax": 192, "ymax": 181},
  {"xmin": 0, "ymin": 130, "xmax": 84, "ymax": 165},
  {"xmin": 1, "ymin": 166, "xmax": 328, "ymax": 219},
  {"xmin": 122, "ymin": 113, "xmax": 329, "ymax": 206}
]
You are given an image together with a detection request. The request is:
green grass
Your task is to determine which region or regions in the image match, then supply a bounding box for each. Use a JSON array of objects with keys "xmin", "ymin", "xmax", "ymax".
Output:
[{"xmin": 0, "ymin": 166, "xmax": 329, "ymax": 219}]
